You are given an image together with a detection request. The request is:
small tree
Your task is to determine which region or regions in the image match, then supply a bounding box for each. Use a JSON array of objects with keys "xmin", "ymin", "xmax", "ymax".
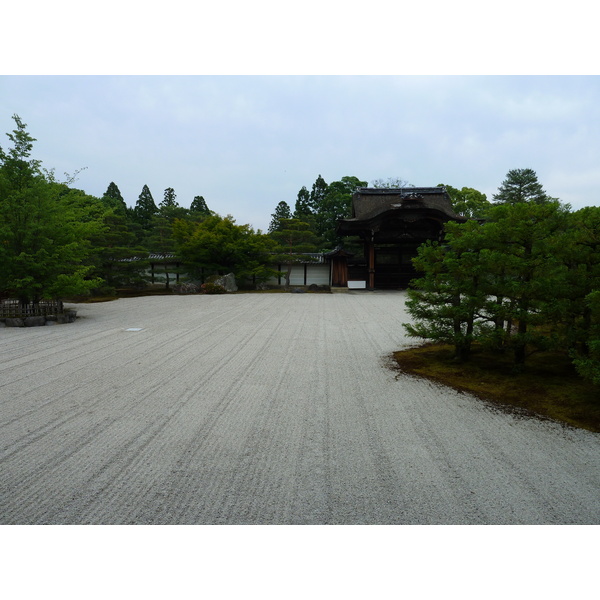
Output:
[
  {"xmin": 404, "ymin": 220, "xmax": 491, "ymax": 361},
  {"xmin": 269, "ymin": 218, "xmax": 320, "ymax": 288}
]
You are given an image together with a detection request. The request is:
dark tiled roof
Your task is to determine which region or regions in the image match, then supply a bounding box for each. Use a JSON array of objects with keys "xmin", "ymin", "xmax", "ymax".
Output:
[{"xmin": 350, "ymin": 187, "xmax": 464, "ymax": 221}]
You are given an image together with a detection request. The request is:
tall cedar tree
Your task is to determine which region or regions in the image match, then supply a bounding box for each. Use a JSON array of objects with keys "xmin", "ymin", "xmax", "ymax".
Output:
[
  {"xmin": 134, "ymin": 184, "xmax": 158, "ymax": 227},
  {"xmin": 190, "ymin": 195, "xmax": 211, "ymax": 216},
  {"xmin": 294, "ymin": 186, "xmax": 312, "ymax": 218},
  {"xmin": 102, "ymin": 182, "xmax": 129, "ymax": 218},
  {"xmin": 268, "ymin": 200, "xmax": 292, "ymax": 233}
]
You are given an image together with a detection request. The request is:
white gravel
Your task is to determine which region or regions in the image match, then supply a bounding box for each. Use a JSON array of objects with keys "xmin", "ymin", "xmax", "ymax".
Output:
[{"xmin": 1, "ymin": 291, "xmax": 599, "ymax": 524}]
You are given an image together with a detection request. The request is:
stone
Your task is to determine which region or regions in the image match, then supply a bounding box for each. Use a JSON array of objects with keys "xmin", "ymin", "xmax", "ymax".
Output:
[
  {"xmin": 5, "ymin": 318, "xmax": 24, "ymax": 327},
  {"xmin": 24, "ymin": 316, "xmax": 47, "ymax": 327},
  {"xmin": 64, "ymin": 309, "xmax": 78, "ymax": 323},
  {"xmin": 213, "ymin": 273, "xmax": 237, "ymax": 292},
  {"xmin": 290, "ymin": 287, "xmax": 306, "ymax": 294}
]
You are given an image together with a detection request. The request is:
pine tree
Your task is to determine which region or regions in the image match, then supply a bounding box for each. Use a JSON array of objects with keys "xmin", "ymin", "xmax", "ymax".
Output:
[
  {"xmin": 270, "ymin": 219, "xmax": 320, "ymax": 288},
  {"xmin": 493, "ymin": 168, "xmax": 551, "ymax": 205}
]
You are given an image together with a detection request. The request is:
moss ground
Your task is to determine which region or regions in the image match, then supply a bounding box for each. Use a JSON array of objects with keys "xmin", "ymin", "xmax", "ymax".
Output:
[{"xmin": 393, "ymin": 343, "xmax": 600, "ymax": 432}]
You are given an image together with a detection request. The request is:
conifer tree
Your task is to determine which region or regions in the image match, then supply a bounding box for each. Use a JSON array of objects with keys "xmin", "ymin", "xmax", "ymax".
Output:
[
  {"xmin": 270, "ymin": 218, "xmax": 320, "ymax": 288},
  {"xmin": 493, "ymin": 168, "xmax": 551, "ymax": 205},
  {"xmin": 268, "ymin": 200, "xmax": 292, "ymax": 233},
  {"xmin": 294, "ymin": 186, "xmax": 312, "ymax": 218},
  {"xmin": 190, "ymin": 195, "xmax": 211, "ymax": 216},
  {"xmin": 102, "ymin": 181, "xmax": 128, "ymax": 214},
  {"xmin": 159, "ymin": 186, "xmax": 178, "ymax": 210}
]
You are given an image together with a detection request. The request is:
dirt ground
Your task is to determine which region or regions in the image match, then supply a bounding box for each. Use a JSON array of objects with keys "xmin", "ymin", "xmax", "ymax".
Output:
[{"xmin": 1, "ymin": 291, "xmax": 599, "ymax": 524}]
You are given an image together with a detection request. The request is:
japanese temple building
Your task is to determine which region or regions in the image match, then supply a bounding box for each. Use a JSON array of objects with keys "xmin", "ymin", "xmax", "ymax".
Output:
[{"xmin": 334, "ymin": 187, "xmax": 468, "ymax": 289}]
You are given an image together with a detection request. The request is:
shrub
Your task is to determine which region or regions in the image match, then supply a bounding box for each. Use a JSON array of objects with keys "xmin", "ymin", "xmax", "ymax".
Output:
[
  {"xmin": 201, "ymin": 282, "xmax": 227, "ymax": 295},
  {"xmin": 173, "ymin": 282, "xmax": 201, "ymax": 294}
]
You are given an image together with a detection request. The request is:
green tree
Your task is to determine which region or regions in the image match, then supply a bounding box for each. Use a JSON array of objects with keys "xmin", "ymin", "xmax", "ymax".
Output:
[
  {"xmin": 160, "ymin": 187, "xmax": 178, "ymax": 209},
  {"xmin": 293, "ymin": 186, "xmax": 312, "ymax": 219},
  {"xmin": 102, "ymin": 181, "xmax": 127, "ymax": 215},
  {"xmin": 88, "ymin": 202, "xmax": 149, "ymax": 293},
  {"xmin": 439, "ymin": 184, "xmax": 491, "ymax": 218},
  {"xmin": 0, "ymin": 115, "xmax": 103, "ymax": 303},
  {"xmin": 316, "ymin": 175, "xmax": 367, "ymax": 248},
  {"xmin": 571, "ymin": 291, "xmax": 600, "ymax": 386},
  {"xmin": 173, "ymin": 214, "xmax": 276, "ymax": 283},
  {"xmin": 190, "ymin": 195, "xmax": 211, "ymax": 217},
  {"xmin": 134, "ymin": 184, "xmax": 158, "ymax": 227},
  {"xmin": 269, "ymin": 218, "xmax": 320, "ymax": 288},
  {"xmin": 480, "ymin": 201, "xmax": 570, "ymax": 366},
  {"xmin": 309, "ymin": 174, "xmax": 329, "ymax": 215},
  {"xmin": 404, "ymin": 220, "xmax": 491, "ymax": 361},
  {"xmin": 268, "ymin": 200, "xmax": 292, "ymax": 233},
  {"xmin": 560, "ymin": 207, "xmax": 600, "ymax": 379},
  {"xmin": 493, "ymin": 168, "xmax": 551, "ymax": 205}
]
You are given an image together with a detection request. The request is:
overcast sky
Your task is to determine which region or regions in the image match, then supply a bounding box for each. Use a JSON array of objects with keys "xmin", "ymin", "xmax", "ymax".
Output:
[{"xmin": 2, "ymin": 75, "xmax": 599, "ymax": 232}]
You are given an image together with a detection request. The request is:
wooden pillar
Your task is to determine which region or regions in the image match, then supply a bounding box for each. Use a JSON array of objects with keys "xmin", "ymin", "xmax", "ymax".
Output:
[{"xmin": 367, "ymin": 240, "xmax": 375, "ymax": 289}]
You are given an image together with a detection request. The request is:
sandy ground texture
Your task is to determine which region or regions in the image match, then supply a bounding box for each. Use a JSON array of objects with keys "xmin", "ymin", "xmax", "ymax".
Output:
[{"xmin": 1, "ymin": 291, "xmax": 599, "ymax": 524}]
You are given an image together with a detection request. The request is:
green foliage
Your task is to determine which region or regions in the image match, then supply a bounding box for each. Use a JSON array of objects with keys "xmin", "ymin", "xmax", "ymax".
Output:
[
  {"xmin": 404, "ymin": 220, "xmax": 492, "ymax": 361},
  {"xmin": 102, "ymin": 182, "xmax": 127, "ymax": 215},
  {"xmin": 439, "ymin": 184, "xmax": 490, "ymax": 218},
  {"xmin": 268, "ymin": 200, "xmax": 292, "ymax": 233},
  {"xmin": 0, "ymin": 115, "xmax": 104, "ymax": 302},
  {"xmin": 160, "ymin": 187, "xmax": 178, "ymax": 209},
  {"xmin": 200, "ymin": 282, "xmax": 227, "ymax": 294},
  {"xmin": 269, "ymin": 218, "xmax": 320, "ymax": 287},
  {"xmin": 133, "ymin": 184, "xmax": 158, "ymax": 230},
  {"xmin": 492, "ymin": 168, "xmax": 551, "ymax": 205},
  {"xmin": 315, "ymin": 175, "xmax": 367, "ymax": 248},
  {"xmin": 293, "ymin": 186, "xmax": 312, "ymax": 219},
  {"xmin": 404, "ymin": 191, "xmax": 583, "ymax": 371},
  {"xmin": 190, "ymin": 195, "xmax": 211, "ymax": 216},
  {"xmin": 173, "ymin": 214, "xmax": 276, "ymax": 283}
]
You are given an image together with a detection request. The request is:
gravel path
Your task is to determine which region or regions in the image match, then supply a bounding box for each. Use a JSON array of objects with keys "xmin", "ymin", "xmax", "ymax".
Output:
[{"xmin": 1, "ymin": 291, "xmax": 599, "ymax": 524}]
